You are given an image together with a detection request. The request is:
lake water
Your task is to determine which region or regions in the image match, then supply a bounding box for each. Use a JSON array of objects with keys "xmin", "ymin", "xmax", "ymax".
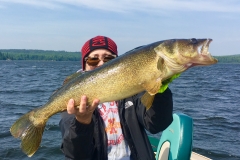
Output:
[{"xmin": 0, "ymin": 61, "xmax": 239, "ymax": 160}]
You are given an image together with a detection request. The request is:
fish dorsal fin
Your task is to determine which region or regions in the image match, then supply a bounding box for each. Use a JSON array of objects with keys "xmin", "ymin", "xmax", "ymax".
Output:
[
  {"xmin": 141, "ymin": 92, "xmax": 155, "ymax": 110},
  {"xmin": 63, "ymin": 72, "xmax": 82, "ymax": 85},
  {"xmin": 51, "ymin": 72, "xmax": 83, "ymax": 97}
]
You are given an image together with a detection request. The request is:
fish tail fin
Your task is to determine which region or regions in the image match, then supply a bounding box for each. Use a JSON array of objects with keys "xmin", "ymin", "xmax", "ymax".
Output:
[{"xmin": 10, "ymin": 111, "xmax": 46, "ymax": 157}]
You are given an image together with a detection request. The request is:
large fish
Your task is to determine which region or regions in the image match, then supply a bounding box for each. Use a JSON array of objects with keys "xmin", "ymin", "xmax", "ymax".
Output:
[{"xmin": 10, "ymin": 38, "xmax": 217, "ymax": 157}]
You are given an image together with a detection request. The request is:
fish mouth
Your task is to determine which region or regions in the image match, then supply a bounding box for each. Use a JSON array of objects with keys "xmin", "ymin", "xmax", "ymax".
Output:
[
  {"xmin": 188, "ymin": 38, "xmax": 218, "ymax": 67},
  {"xmin": 198, "ymin": 38, "xmax": 212, "ymax": 56}
]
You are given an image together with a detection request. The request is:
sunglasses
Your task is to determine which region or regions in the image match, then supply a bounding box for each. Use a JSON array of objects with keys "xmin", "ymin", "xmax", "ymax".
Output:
[{"xmin": 85, "ymin": 55, "xmax": 116, "ymax": 66}]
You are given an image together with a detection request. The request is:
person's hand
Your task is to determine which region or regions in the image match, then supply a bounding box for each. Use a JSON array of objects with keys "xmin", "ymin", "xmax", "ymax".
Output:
[{"xmin": 67, "ymin": 95, "xmax": 100, "ymax": 124}]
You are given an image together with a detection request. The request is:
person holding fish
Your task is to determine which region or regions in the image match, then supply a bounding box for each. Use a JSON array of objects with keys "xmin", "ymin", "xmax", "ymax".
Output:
[
  {"xmin": 59, "ymin": 36, "xmax": 174, "ymax": 160},
  {"xmin": 10, "ymin": 36, "xmax": 217, "ymax": 158}
]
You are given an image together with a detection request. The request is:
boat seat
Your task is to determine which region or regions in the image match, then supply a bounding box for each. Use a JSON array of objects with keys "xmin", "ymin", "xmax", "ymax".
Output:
[{"xmin": 155, "ymin": 113, "xmax": 193, "ymax": 160}]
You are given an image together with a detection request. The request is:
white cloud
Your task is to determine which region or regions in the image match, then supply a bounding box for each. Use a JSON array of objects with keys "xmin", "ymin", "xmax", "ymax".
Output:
[
  {"xmin": 1, "ymin": 0, "xmax": 240, "ymax": 13},
  {"xmin": 0, "ymin": 0, "xmax": 63, "ymax": 9},
  {"xmin": 68, "ymin": 0, "xmax": 240, "ymax": 13}
]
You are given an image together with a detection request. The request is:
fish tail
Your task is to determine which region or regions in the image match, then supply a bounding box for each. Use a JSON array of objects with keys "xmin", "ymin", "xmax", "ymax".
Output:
[{"xmin": 10, "ymin": 110, "xmax": 46, "ymax": 157}]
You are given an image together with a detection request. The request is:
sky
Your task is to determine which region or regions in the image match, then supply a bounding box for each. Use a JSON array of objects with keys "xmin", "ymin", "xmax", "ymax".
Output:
[{"xmin": 0, "ymin": 0, "xmax": 240, "ymax": 56}]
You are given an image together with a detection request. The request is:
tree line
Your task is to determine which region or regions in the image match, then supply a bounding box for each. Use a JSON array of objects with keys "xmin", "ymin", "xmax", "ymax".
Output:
[
  {"xmin": 0, "ymin": 49, "xmax": 240, "ymax": 63},
  {"xmin": 214, "ymin": 55, "xmax": 240, "ymax": 63},
  {"xmin": 0, "ymin": 49, "xmax": 81, "ymax": 61}
]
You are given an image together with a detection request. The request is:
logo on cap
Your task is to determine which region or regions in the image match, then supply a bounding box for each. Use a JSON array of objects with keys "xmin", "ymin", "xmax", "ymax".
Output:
[{"xmin": 92, "ymin": 36, "xmax": 106, "ymax": 47}]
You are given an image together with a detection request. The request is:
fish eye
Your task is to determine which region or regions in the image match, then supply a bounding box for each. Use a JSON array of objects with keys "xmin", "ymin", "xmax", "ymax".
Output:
[{"xmin": 190, "ymin": 38, "xmax": 198, "ymax": 44}]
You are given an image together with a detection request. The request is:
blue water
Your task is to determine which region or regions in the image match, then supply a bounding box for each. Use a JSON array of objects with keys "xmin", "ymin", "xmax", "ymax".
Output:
[{"xmin": 0, "ymin": 61, "xmax": 239, "ymax": 160}]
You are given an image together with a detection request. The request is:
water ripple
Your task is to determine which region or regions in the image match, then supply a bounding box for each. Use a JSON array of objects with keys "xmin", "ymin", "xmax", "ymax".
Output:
[{"xmin": 1, "ymin": 61, "xmax": 239, "ymax": 159}]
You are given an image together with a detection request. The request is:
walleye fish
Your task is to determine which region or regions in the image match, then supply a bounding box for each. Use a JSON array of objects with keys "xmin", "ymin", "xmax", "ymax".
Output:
[{"xmin": 10, "ymin": 38, "xmax": 217, "ymax": 157}]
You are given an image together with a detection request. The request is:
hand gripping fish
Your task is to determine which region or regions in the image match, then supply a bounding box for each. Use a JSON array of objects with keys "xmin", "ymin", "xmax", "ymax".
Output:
[{"xmin": 10, "ymin": 38, "xmax": 218, "ymax": 157}]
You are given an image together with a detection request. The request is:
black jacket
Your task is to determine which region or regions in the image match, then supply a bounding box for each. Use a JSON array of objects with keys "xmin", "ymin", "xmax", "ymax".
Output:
[{"xmin": 59, "ymin": 88, "xmax": 173, "ymax": 160}]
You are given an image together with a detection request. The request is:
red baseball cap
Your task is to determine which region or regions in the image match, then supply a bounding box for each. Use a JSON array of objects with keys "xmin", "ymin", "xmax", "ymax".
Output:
[{"xmin": 81, "ymin": 36, "xmax": 118, "ymax": 70}]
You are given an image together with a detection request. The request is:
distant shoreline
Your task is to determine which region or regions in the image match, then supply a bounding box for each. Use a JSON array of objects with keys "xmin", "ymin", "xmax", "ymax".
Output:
[
  {"xmin": 1, "ymin": 49, "xmax": 240, "ymax": 63},
  {"xmin": 0, "ymin": 49, "xmax": 81, "ymax": 61}
]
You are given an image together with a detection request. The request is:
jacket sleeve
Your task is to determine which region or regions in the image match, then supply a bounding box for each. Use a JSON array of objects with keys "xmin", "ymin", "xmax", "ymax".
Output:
[
  {"xmin": 59, "ymin": 112, "xmax": 95, "ymax": 160},
  {"xmin": 134, "ymin": 88, "xmax": 173, "ymax": 134}
]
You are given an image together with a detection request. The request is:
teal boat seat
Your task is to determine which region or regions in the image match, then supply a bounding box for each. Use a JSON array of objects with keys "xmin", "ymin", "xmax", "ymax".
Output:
[{"xmin": 155, "ymin": 113, "xmax": 193, "ymax": 160}]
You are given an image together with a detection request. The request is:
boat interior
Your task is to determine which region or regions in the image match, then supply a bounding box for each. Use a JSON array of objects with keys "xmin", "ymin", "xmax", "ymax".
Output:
[{"xmin": 148, "ymin": 113, "xmax": 211, "ymax": 160}]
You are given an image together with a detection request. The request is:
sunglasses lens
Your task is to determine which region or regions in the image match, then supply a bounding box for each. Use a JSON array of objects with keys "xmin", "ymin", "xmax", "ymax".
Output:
[
  {"xmin": 86, "ymin": 57, "xmax": 100, "ymax": 66},
  {"xmin": 103, "ymin": 55, "xmax": 116, "ymax": 62},
  {"xmin": 86, "ymin": 55, "xmax": 116, "ymax": 66}
]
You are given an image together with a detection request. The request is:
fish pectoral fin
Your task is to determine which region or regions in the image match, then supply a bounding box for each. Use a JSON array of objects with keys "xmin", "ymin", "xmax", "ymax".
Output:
[
  {"xmin": 142, "ymin": 80, "xmax": 162, "ymax": 95},
  {"xmin": 141, "ymin": 80, "xmax": 162, "ymax": 110},
  {"xmin": 141, "ymin": 92, "xmax": 155, "ymax": 110}
]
